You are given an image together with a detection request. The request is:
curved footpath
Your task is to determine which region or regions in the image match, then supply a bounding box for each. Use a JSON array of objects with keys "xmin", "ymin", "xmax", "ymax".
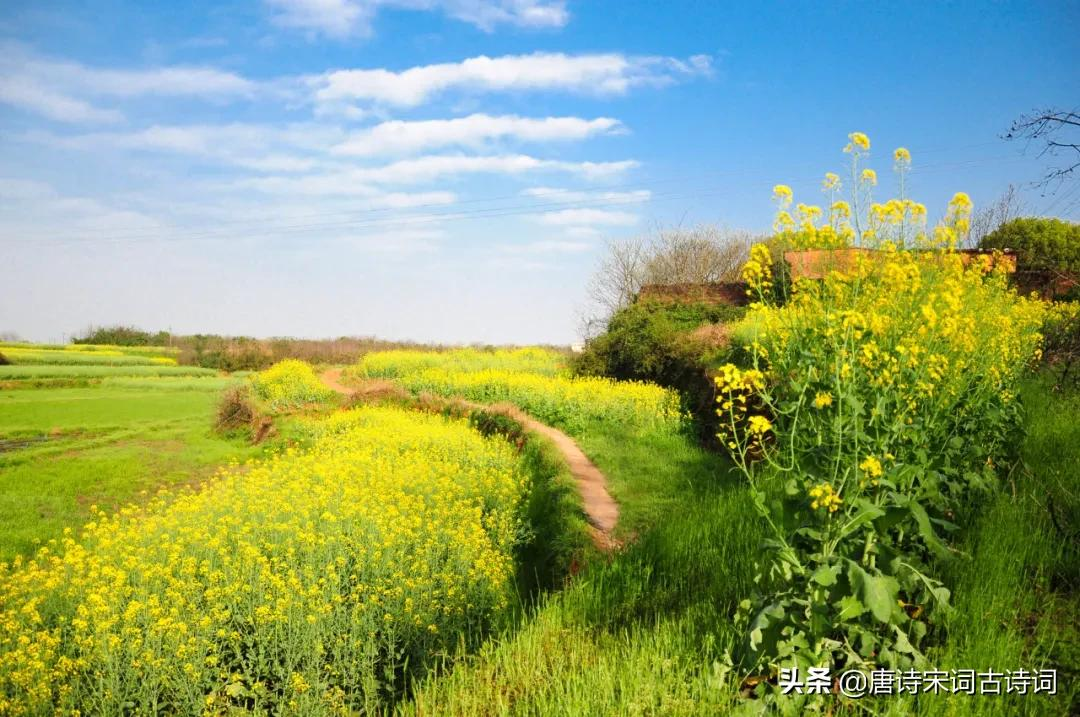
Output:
[{"xmin": 319, "ymin": 369, "xmax": 620, "ymax": 551}]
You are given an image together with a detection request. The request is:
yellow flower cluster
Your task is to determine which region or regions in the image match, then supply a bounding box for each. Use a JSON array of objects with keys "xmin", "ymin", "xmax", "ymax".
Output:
[
  {"xmin": 249, "ymin": 359, "xmax": 334, "ymax": 409},
  {"xmin": 354, "ymin": 347, "xmax": 565, "ymax": 380},
  {"xmin": 714, "ymin": 364, "xmax": 770, "ymax": 450},
  {"xmin": 808, "ymin": 483, "xmax": 843, "ymax": 512},
  {"xmin": 844, "ymin": 131, "xmax": 871, "ymax": 153},
  {"xmin": 773, "ymin": 184, "xmax": 794, "ymax": 207},
  {"xmin": 742, "ymin": 243, "xmax": 774, "ymax": 299},
  {"xmin": 859, "ymin": 455, "xmax": 884, "ymax": 485},
  {"xmin": 724, "ymin": 234, "xmax": 1045, "ymax": 518},
  {"xmin": 0, "ymin": 347, "xmax": 179, "ymax": 367},
  {"xmin": 391, "ymin": 366, "xmax": 684, "ymax": 432},
  {"xmin": 0, "ymin": 406, "xmax": 525, "ymax": 714}
]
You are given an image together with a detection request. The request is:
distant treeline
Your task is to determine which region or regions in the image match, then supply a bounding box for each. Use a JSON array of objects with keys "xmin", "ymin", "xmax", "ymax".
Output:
[{"xmin": 72, "ymin": 326, "xmax": 567, "ymax": 371}]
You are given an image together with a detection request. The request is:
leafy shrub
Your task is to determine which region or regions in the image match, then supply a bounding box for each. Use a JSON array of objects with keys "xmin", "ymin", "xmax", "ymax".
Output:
[
  {"xmin": 0, "ymin": 352, "xmax": 8, "ymax": 366},
  {"xmin": 715, "ymin": 135, "xmax": 1047, "ymax": 684},
  {"xmin": 0, "ymin": 406, "xmax": 525, "ymax": 714},
  {"xmin": 980, "ymin": 217, "xmax": 1080, "ymax": 272},
  {"xmin": 1043, "ymin": 301, "xmax": 1080, "ymax": 388},
  {"xmin": 212, "ymin": 384, "xmax": 274, "ymax": 443},
  {"xmin": 573, "ymin": 300, "xmax": 745, "ymax": 444},
  {"xmin": 980, "ymin": 217, "xmax": 1080, "ymax": 298},
  {"xmin": 72, "ymin": 325, "xmax": 171, "ymax": 346},
  {"xmin": 248, "ymin": 359, "xmax": 334, "ymax": 409}
]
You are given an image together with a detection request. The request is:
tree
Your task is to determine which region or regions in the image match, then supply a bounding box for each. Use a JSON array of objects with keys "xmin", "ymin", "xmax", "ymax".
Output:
[
  {"xmin": 584, "ymin": 224, "xmax": 759, "ymax": 335},
  {"xmin": 980, "ymin": 216, "xmax": 1080, "ymax": 298},
  {"xmin": 968, "ymin": 185, "xmax": 1025, "ymax": 247},
  {"xmin": 1005, "ymin": 108, "xmax": 1080, "ymax": 193}
]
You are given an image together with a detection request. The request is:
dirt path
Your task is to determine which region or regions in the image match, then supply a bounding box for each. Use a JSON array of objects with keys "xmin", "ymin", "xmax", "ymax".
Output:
[
  {"xmin": 318, "ymin": 368, "xmax": 620, "ymax": 551},
  {"xmin": 320, "ymin": 368, "xmax": 354, "ymax": 395}
]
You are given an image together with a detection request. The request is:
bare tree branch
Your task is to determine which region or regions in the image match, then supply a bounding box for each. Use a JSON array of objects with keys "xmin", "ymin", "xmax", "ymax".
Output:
[
  {"xmin": 582, "ymin": 224, "xmax": 762, "ymax": 336},
  {"xmin": 969, "ymin": 184, "xmax": 1025, "ymax": 247},
  {"xmin": 1006, "ymin": 108, "xmax": 1080, "ymax": 193}
]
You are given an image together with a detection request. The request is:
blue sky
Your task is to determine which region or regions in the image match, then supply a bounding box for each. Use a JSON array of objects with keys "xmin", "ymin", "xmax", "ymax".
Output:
[{"xmin": 1, "ymin": 1, "xmax": 1077, "ymax": 344}]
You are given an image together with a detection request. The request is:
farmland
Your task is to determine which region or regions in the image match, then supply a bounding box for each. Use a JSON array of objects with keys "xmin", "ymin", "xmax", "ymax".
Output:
[{"xmin": 1, "ymin": 142, "xmax": 1078, "ymax": 714}]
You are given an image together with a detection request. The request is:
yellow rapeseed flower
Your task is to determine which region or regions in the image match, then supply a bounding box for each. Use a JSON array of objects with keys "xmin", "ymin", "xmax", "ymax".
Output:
[
  {"xmin": 845, "ymin": 132, "xmax": 871, "ymax": 152},
  {"xmin": 772, "ymin": 184, "xmax": 794, "ymax": 207}
]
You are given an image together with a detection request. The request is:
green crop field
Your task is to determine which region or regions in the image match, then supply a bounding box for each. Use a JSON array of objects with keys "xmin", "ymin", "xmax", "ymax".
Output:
[
  {"xmin": 0, "ymin": 376, "xmax": 262, "ymax": 562},
  {"xmin": 1, "ymin": 130, "xmax": 1077, "ymax": 715},
  {"xmin": 0, "ymin": 364, "xmax": 217, "ymax": 380}
]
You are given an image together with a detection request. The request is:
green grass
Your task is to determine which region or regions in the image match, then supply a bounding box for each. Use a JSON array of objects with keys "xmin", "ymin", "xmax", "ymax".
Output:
[
  {"xmin": 1, "ymin": 363, "xmax": 1075, "ymax": 713},
  {"xmin": 0, "ymin": 377, "xmax": 264, "ymax": 562},
  {"xmin": 0, "ymin": 364, "xmax": 217, "ymax": 380},
  {"xmin": 401, "ymin": 376, "xmax": 1079, "ymax": 715},
  {"xmin": 401, "ymin": 419, "xmax": 762, "ymax": 714},
  {"xmin": 902, "ymin": 376, "xmax": 1080, "ymax": 716}
]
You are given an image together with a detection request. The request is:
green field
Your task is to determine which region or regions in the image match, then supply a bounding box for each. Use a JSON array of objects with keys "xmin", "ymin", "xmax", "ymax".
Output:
[
  {"xmin": 0, "ymin": 364, "xmax": 217, "ymax": 380},
  {"xmin": 0, "ymin": 348, "xmax": 176, "ymax": 366},
  {"xmin": 0, "ymin": 376, "xmax": 262, "ymax": 561},
  {"xmin": 0, "ymin": 359, "xmax": 1076, "ymax": 714}
]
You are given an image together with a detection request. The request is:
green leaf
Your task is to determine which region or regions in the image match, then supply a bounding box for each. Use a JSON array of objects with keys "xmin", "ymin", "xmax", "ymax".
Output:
[
  {"xmin": 907, "ymin": 499, "xmax": 950, "ymax": 559},
  {"xmin": 892, "ymin": 625, "xmax": 918, "ymax": 654},
  {"xmin": 836, "ymin": 594, "xmax": 866, "ymax": 620},
  {"xmin": 838, "ymin": 499, "xmax": 885, "ymax": 539},
  {"xmin": 847, "ymin": 562, "xmax": 899, "ymax": 624},
  {"xmin": 811, "ymin": 563, "xmax": 839, "ymax": 586}
]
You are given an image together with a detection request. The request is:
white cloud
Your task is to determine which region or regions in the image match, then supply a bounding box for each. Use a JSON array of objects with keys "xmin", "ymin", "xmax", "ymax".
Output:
[
  {"xmin": 266, "ymin": 0, "xmax": 375, "ymax": 38},
  {"xmin": 266, "ymin": 0, "xmax": 567, "ymax": 39},
  {"xmin": 521, "ymin": 186, "xmax": 651, "ymax": 203},
  {"xmin": 313, "ymin": 52, "xmax": 712, "ymax": 108},
  {"xmin": 26, "ymin": 123, "xmax": 346, "ymax": 173},
  {"xmin": 333, "ymin": 113, "xmax": 622, "ymax": 156},
  {"xmin": 237, "ymin": 154, "xmax": 637, "ymax": 192},
  {"xmin": 0, "ymin": 43, "xmax": 256, "ymax": 123},
  {"xmin": 0, "ymin": 181, "xmax": 166, "ymax": 243},
  {"xmin": 535, "ymin": 207, "xmax": 639, "ymax": 226},
  {"xmin": 430, "ymin": 0, "xmax": 568, "ymax": 31},
  {"xmin": 0, "ymin": 76, "xmax": 123, "ymax": 124},
  {"xmin": 0, "ymin": 177, "xmax": 57, "ymax": 200},
  {"xmin": 500, "ymin": 238, "xmax": 591, "ymax": 254},
  {"xmin": 339, "ymin": 228, "xmax": 446, "ymax": 255}
]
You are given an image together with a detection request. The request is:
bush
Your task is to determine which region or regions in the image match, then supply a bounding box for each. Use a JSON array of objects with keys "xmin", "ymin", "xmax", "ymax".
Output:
[
  {"xmin": 0, "ymin": 352, "xmax": 8, "ymax": 366},
  {"xmin": 211, "ymin": 384, "xmax": 275, "ymax": 443},
  {"xmin": 1043, "ymin": 301, "xmax": 1080, "ymax": 388},
  {"xmin": 715, "ymin": 135, "xmax": 1047, "ymax": 686},
  {"xmin": 573, "ymin": 300, "xmax": 745, "ymax": 444},
  {"xmin": 980, "ymin": 217, "xmax": 1080, "ymax": 298},
  {"xmin": 249, "ymin": 359, "xmax": 334, "ymax": 409},
  {"xmin": 73, "ymin": 325, "xmax": 171, "ymax": 346}
]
